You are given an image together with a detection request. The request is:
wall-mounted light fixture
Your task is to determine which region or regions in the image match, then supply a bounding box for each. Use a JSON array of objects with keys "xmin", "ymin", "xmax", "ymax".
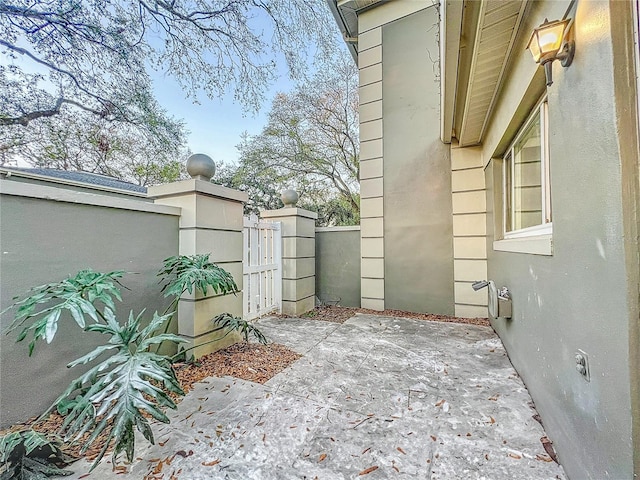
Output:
[{"xmin": 526, "ymin": 18, "xmax": 574, "ymax": 86}]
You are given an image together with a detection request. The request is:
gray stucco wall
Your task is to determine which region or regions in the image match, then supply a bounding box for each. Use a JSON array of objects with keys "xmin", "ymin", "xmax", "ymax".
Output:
[
  {"xmin": 315, "ymin": 228, "xmax": 360, "ymax": 307},
  {"xmin": 484, "ymin": 2, "xmax": 636, "ymax": 478},
  {"xmin": 382, "ymin": 7, "xmax": 454, "ymax": 315},
  {"xmin": 0, "ymin": 189, "xmax": 179, "ymax": 428}
]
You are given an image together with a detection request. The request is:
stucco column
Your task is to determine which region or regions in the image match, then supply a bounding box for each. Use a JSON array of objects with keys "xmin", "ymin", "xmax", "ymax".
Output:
[
  {"xmin": 261, "ymin": 190, "xmax": 317, "ymax": 315},
  {"xmin": 148, "ymin": 154, "xmax": 248, "ymax": 358}
]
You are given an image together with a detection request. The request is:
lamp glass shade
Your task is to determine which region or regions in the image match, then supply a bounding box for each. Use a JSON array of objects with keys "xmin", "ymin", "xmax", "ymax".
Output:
[
  {"xmin": 527, "ymin": 19, "xmax": 569, "ymax": 63},
  {"xmin": 528, "ymin": 34, "xmax": 542, "ymax": 62}
]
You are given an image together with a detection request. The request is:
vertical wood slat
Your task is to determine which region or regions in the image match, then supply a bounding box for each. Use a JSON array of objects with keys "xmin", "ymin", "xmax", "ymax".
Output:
[{"xmin": 242, "ymin": 215, "xmax": 282, "ymax": 320}]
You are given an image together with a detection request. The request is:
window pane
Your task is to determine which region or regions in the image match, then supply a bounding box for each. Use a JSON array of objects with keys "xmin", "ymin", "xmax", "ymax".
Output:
[{"xmin": 509, "ymin": 112, "xmax": 542, "ymax": 231}]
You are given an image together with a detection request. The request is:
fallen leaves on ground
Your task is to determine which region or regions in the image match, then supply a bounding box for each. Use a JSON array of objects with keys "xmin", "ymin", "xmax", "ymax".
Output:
[
  {"xmin": 540, "ymin": 436, "xmax": 559, "ymax": 464},
  {"xmin": 358, "ymin": 465, "xmax": 379, "ymax": 475},
  {"xmin": 1, "ymin": 341, "xmax": 301, "ymax": 464},
  {"xmin": 174, "ymin": 342, "xmax": 302, "ymax": 394},
  {"xmin": 277, "ymin": 305, "xmax": 489, "ymax": 327}
]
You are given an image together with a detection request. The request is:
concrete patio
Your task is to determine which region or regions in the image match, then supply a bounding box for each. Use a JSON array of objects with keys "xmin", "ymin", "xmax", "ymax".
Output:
[{"xmin": 67, "ymin": 314, "xmax": 566, "ymax": 479}]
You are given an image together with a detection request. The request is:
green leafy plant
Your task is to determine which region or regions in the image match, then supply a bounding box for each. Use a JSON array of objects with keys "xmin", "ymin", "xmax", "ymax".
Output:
[
  {"xmin": 0, "ymin": 429, "xmax": 74, "ymax": 479},
  {"xmin": 158, "ymin": 254, "xmax": 239, "ymax": 300},
  {"xmin": 3, "ymin": 254, "xmax": 267, "ymax": 471},
  {"xmin": 158, "ymin": 254, "xmax": 267, "ymax": 355},
  {"xmin": 3, "ymin": 270, "xmax": 125, "ymax": 355},
  {"xmin": 46, "ymin": 309, "xmax": 185, "ymax": 470},
  {"xmin": 211, "ymin": 313, "xmax": 267, "ymax": 345}
]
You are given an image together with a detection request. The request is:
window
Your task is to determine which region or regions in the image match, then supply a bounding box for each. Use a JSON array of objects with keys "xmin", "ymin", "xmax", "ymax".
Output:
[{"xmin": 503, "ymin": 98, "xmax": 551, "ymax": 238}]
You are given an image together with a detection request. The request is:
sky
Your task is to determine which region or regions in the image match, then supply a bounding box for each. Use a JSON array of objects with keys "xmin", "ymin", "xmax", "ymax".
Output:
[
  {"xmin": 151, "ymin": 69, "xmax": 295, "ymax": 167},
  {"xmin": 4, "ymin": 3, "xmax": 347, "ymax": 169},
  {"xmin": 144, "ymin": 2, "xmax": 353, "ymax": 169},
  {"xmin": 147, "ymin": 7, "xmax": 343, "ymax": 169}
]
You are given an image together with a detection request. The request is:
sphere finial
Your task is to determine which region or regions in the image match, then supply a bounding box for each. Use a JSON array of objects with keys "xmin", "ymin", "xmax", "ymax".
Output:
[
  {"xmin": 281, "ymin": 189, "xmax": 299, "ymax": 208},
  {"xmin": 186, "ymin": 154, "xmax": 216, "ymax": 181}
]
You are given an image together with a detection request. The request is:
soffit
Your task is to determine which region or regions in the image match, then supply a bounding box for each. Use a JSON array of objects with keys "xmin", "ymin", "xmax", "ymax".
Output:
[
  {"xmin": 328, "ymin": 0, "xmax": 384, "ymax": 61},
  {"xmin": 456, "ymin": 0, "xmax": 527, "ymax": 147}
]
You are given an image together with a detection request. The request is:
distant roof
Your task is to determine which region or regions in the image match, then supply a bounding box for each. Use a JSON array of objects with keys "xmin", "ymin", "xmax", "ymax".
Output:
[{"xmin": 1, "ymin": 167, "xmax": 147, "ymax": 194}]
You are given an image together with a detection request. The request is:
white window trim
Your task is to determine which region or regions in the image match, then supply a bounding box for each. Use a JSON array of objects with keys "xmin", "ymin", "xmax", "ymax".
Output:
[
  {"xmin": 495, "ymin": 96, "xmax": 553, "ymax": 255},
  {"xmin": 494, "ymin": 235, "xmax": 553, "ymax": 256}
]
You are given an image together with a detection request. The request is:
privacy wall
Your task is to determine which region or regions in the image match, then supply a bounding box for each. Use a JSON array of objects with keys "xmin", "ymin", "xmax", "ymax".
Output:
[
  {"xmin": 0, "ymin": 180, "xmax": 180, "ymax": 427},
  {"xmin": 315, "ymin": 227, "xmax": 360, "ymax": 308}
]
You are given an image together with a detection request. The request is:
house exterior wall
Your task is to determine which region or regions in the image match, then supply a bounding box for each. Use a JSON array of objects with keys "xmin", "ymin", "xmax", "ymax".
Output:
[
  {"xmin": 478, "ymin": 1, "xmax": 638, "ymax": 477},
  {"xmin": 451, "ymin": 143, "xmax": 488, "ymax": 317},
  {"xmin": 357, "ymin": 6, "xmax": 385, "ymax": 311},
  {"xmin": 358, "ymin": 2, "xmax": 454, "ymax": 315},
  {"xmin": 315, "ymin": 227, "xmax": 361, "ymax": 307},
  {"xmin": 0, "ymin": 180, "xmax": 180, "ymax": 428}
]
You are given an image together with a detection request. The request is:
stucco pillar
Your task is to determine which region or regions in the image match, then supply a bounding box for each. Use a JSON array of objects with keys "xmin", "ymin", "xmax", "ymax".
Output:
[
  {"xmin": 148, "ymin": 154, "xmax": 248, "ymax": 358},
  {"xmin": 261, "ymin": 190, "xmax": 317, "ymax": 315}
]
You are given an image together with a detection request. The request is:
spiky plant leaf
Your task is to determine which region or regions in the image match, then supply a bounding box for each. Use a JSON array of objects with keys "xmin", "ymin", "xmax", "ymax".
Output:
[
  {"xmin": 158, "ymin": 254, "xmax": 238, "ymax": 299},
  {"xmin": 0, "ymin": 430, "xmax": 73, "ymax": 479},
  {"xmin": 2, "ymin": 270, "xmax": 126, "ymax": 355},
  {"xmin": 212, "ymin": 313, "xmax": 267, "ymax": 344},
  {"xmin": 49, "ymin": 309, "xmax": 185, "ymax": 471}
]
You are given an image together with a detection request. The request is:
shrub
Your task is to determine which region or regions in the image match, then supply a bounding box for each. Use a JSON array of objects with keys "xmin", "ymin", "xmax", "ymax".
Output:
[{"xmin": 1, "ymin": 254, "xmax": 265, "ymax": 471}]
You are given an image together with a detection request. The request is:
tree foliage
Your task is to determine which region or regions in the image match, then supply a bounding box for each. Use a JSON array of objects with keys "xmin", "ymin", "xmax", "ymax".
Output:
[
  {"xmin": 0, "ymin": 0, "xmax": 334, "ymax": 124},
  {"xmin": 0, "ymin": 0, "xmax": 336, "ymax": 184},
  {"xmin": 0, "ymin": 109, "xmax": 190, "ymax": 185},
  {"xmin": 219, "ymin": 53, "xmax": 360, "ymax": 226}
]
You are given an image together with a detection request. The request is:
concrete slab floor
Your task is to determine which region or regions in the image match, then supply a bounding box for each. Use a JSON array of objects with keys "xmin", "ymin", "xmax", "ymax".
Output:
[{"xmin": 66, "ymin": 314, "xmax": 566, "ymax": 479}]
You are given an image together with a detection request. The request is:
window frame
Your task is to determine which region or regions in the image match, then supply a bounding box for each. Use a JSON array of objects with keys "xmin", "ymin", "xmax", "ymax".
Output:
[{"xmin": 501, "ymin": 96, "xmax": 551, "ymax": 240}]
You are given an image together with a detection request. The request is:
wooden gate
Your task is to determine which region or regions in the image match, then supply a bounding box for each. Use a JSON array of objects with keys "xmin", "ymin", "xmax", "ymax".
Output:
[{"xmin": 243, "ymin": 215, "xmax": 282, "ymax": 320}]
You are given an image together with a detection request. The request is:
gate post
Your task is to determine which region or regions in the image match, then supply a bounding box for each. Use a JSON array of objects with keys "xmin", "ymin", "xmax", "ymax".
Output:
[
  {"xmin": 261, "ymin": 190, "xmax": 317, "ymax": 316},
  {"xmin": 148, "ymin": 154, "xmax": 247, "ymax": 358}
]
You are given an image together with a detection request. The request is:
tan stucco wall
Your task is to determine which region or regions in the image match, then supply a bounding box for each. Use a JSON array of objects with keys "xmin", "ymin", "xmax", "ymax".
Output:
[
  {"xmin": 315, "ymin": 227, "xmax": 361, "ymax": 307},
  {"xmin": 261, "ymin": 207, "xmax": 317, "ymax": 315},
  {"xmin": 476, "ymin": 1, "xmax": 637, "ymax": 477},
  {"xmin": 450, "ymin": 143, "xmax": 488, "ymax": 317},
  {"xmin": 0, "ymin": 184, "xmax": 179, "ymax": 427},
  {"xmin": 150, "ymin": 180, "xmax": 247, "ymax": 357}
]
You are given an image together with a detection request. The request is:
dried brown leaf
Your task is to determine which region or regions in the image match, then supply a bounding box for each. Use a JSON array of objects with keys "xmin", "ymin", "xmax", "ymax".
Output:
[
  {"xmin": 358, "ymin": 466, "xmax": 379, "ymax": 475},
  {"xmin": 536, "ymin": 454, "xmax": 553, "ymax": 462}
]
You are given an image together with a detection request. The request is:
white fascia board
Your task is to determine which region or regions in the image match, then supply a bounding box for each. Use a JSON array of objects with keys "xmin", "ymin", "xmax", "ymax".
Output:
[
  {"xmin": 440, "ymin": 0, "xmax": 464, "ymax": 144},
  {"xmin": 326, "ymin": 0, "xmax": 358, "ymax": 62}
]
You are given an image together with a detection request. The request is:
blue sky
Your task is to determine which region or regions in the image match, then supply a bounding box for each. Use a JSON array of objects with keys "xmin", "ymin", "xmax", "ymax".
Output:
[
  {"xmin": 151, "ymin": 70, "xmax": 295, "ymax": 167},
  {"xmin": 148, "ymin": 7, "xmax": 347, "ymax": 168}
]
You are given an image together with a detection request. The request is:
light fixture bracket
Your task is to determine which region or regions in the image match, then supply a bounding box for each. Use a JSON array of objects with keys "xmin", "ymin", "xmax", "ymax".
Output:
[{"xmin": 557, "ymin": 40, "xmax": 574, "ymax": 68}]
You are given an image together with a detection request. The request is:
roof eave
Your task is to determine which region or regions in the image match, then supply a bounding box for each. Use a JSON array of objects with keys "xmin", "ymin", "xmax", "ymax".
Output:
[
  {"xmin": 326, "ymin": 0, "xmax": 358, "ymax": 62},
  {"xmin": 440, "ymin": 0, "xmax": 464, "ymax": 144}
]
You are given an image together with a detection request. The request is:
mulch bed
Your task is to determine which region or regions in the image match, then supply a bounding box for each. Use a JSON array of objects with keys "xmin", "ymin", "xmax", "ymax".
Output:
[
  {"xmin": 1, "ymin": 342, "xmax": 301, "ymax": 463},
  {"xmin": 2, "ymin": 306, "xmax": 487, "ymax": 464},
  {"xmin": 174, "ymin": 342, "xmax": 301, "ymax": 392},
  {"xmin": 279, "ymin": 304, "xmax": 490, "ymax": 327}
]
